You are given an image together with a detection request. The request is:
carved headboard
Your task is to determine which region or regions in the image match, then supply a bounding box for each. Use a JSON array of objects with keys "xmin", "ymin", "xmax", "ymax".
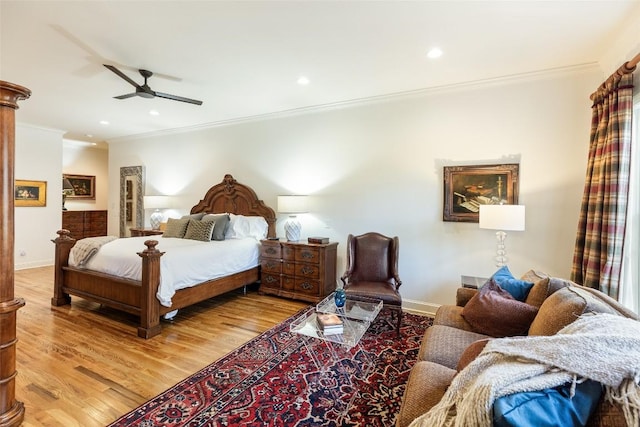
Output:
[{"xmin": 190, "ymin": 174, "xmax": 276, "ymax": 238}]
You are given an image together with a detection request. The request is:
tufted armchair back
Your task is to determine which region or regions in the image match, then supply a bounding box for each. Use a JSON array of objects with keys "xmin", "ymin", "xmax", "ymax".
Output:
[{"xmin": 344, "ymin": 232, "xmax": 401, "ymax": 286}]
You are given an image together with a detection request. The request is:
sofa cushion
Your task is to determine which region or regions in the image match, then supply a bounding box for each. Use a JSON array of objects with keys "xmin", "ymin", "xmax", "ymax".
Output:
[
  {"xmin": 493, "ymin": 379, "xmax": 603, "ymax": 427},
  {"xmin": 525, "ymin": 277, "xmax": 576, "ymax": 308},
  {"xmin": 434, "ymin": 305, "xmax": 476, "ymax": 332},
  {"xmin": 456, "ymin": 338, "xmax": 491, "ymax": 372},
  {"xmin": 528, "ymin": 286, "xmax": 622, "ymax": 336},
  {"xmin": 462, "ymin": 280, "xmax": 539, "ymax": 337},
  {"xmin": 395, "ymin": 361, "xmax": 456, "ymax": 427},
  {"xmin": 418, "ymin": 325, "xmax": 490, "ymax": 369},
  {"xmin": 491, "ymin": 266, "xmax": 534, "ymax": 301}
]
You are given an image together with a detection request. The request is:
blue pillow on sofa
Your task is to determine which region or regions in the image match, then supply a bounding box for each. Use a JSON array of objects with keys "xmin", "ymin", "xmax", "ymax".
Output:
[
  {"xmin": 491, "ymin": 266, "xmax": 534, "ymax": 301},
  {"xmin": 493, "ymin": 379, "xmax": 603, "ymax": 427}
]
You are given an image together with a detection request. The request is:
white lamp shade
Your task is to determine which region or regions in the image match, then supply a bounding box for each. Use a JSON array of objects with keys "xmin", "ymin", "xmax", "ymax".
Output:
[
  {"xmin": 479, "ymin": 205, "xmax": 525, "ymax": 231},
  {"xmin": 144, "ymin": 195, "xmax": 171, "ymax": 210},
  {"xmin": 277, "ymin": 195, "xmax": 308, "ymax": 213}
]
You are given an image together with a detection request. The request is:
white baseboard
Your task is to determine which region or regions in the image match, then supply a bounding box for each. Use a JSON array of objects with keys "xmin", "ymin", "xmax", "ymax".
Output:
[
  {"xmin": 15, "ymin": 260, "xmax": 53, "ymax": 270},
  {"xmin": 402, "ymin": 298, "xmax": 439, "ymax": 318}
]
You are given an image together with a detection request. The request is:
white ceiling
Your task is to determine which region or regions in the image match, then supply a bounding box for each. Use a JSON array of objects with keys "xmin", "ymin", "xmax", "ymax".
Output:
[{"xmin": 1, "ymin": 1, "xmax": 638, "ymax": 144}]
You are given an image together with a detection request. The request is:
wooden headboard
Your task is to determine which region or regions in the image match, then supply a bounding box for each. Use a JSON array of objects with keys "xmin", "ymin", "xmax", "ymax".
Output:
[{"xmin": 190, "ymin": 174, "xmax": 276, "ymax": 238}]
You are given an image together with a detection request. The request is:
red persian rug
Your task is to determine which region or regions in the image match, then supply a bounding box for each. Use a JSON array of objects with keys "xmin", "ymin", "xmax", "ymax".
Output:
[{"xmin": 109, "ymin": 309, "xmax": 432, "ymax": 427}]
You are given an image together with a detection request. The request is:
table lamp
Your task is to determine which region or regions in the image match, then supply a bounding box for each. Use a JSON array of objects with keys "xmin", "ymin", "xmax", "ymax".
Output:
[
  {"xmin": 277, "ymin": 195, "xmax": 308, "ymax": 241},
  {"xmin": 144, "ymin": 195, "xmax": 170, "ymax": 230},
  {"xmin": 479, "ymin": 205, "xmax": 525, "ymax": 267},
  {"xmin": 62, "ymin": 177, "xmax": 74, "ymax": 210}
]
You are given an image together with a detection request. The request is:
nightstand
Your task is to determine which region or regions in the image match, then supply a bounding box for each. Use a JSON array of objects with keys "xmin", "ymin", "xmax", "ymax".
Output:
[
  {"xmin": 130, "ymin": 228, "xmax": 164, "ymax": 237},
  {"xmin": 259, "ymin": 239, "xmax": 338, "ymax": 303}
]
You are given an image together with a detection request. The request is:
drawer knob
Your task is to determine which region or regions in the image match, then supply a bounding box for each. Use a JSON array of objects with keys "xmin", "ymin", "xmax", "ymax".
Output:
[
  {"xmin": 301, "ymin": 266, "xmax": 315, "ymax": 275},
  {"xmin": 264, "ymin": 275, "xmax": 278, "ymax": 284},
  {"xmin": 300, "ymin": 281, "xmax": 312, "ymax": 290},
  {"xmin": 265, "ymin": 247, "xmax": 277, "ymax": 255},
  {"xmin": 301, "ymin": 251, "xmax": 314, "ymax": 260}
]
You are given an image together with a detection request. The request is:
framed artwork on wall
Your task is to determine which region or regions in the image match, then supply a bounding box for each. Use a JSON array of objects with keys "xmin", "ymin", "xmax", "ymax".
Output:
[
  {"xmin": 64, "ymin": 174, "xmax": 96, "ymax": 200},
  {"xmin": 443, "ymin": 163, "xmax": 519, "ymax": 223},
  {"xmin": 15, "ymin": 180, "xmax": 47, "ymax": 207}
]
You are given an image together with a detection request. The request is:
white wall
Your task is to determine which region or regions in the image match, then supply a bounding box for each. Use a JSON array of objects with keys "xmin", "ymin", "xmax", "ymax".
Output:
[
  {"xmin": 108, "ymin": 66, "xmax": 602, "ymax": 313},
  {"xmin": 15, "ymin": 124, "xmax": 65, "ymax": 269},
  {"xmin": 62, "ymin": 140, "xmax": 109, "ymax": 210}
]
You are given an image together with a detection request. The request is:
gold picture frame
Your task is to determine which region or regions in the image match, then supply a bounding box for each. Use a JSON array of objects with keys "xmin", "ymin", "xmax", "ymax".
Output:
[
  {"xmin": 64, "ymin": 174, "xmax": 96, "ymax": 199},
  {"xmin": 443, "ymin": 164, "xmax": 519, "ymax": 223},
  {"xmin": 15, "ymin": 180, "xmax": 47, "ymax": 207}
]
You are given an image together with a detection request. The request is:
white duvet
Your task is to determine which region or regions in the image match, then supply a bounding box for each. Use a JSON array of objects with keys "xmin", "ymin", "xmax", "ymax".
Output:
[{"xmin": 69, "ymin": 236, "xmax": 260, "ymax": 307}]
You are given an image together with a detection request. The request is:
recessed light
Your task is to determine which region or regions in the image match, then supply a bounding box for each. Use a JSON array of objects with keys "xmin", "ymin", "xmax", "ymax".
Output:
[
  {"xmin": 99, "ymin": 120, "xmax": 110, "ymax": 125},
  {"xmin": 297, "ymin": 76, "xmax": 310, "ymax": 85},
  {"xmin": 427, "ymin": 47, "xmax": 443, "ymax": 59},
  {"xmin": 85, "ymin": 134, "xmax": 93, "ymax": 138},
  {"xmin": 149, "ymin": 110, "xmax": 159, "ymax": 116}
]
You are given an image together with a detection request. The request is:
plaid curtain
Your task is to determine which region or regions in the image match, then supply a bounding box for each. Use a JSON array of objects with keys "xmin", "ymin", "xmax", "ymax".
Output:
[{"xmin": 571, "ymin": 73, "xmax": 634, "ymax": 299}]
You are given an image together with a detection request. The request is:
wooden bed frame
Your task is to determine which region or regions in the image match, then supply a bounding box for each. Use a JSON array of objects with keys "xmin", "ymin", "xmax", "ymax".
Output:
[{"xmin": 52, "ymin": 174, "xmax": 276, "ymax": 338}]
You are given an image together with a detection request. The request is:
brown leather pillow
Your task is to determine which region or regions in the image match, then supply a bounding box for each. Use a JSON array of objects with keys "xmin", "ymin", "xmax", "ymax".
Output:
[
  {"xmin": 462, "ymin": 279, "xmax": 539, "ymax": 337},
  {"xmin": 456, "ymin": 338, "xmax": 491, "ymax": 372}
]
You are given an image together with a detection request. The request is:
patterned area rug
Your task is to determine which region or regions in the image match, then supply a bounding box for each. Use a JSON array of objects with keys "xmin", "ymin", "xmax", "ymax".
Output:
[{"xmin": 109, "ymin": 309, "xmax": 433, "ymax": 427}]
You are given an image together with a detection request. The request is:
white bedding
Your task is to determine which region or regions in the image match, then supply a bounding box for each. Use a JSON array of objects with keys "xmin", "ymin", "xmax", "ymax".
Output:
[{"xmin": 69, "ymin": 236, "xmax": 261, "ymax": 307}]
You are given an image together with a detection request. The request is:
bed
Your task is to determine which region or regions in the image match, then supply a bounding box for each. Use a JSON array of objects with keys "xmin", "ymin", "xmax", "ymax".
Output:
[{"xmin": 52, "ymin": 174, "xmax": 276, "ymax": 338}]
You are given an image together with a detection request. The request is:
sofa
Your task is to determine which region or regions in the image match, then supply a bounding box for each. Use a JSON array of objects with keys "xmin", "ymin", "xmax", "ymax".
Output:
[{"xmin": 396, "ymin": 269, "xmax": 639, "ymax": 427}]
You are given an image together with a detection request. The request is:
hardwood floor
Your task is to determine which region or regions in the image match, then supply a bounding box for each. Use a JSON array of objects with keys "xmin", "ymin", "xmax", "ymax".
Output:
[{"xmin": 14, "ymin": 266, "xmax": 309, "ymax": 426}]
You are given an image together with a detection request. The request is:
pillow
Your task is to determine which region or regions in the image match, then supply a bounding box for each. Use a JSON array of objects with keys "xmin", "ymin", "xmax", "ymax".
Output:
[
  {"xmin": 528, "ymin": 286, "xmax": 621, "ymax": 336},
  {"xmin": 181, "ymin": 213, "xmax": 205, "ymax": 221},
  {"xmin": 456, "ymin": 338, "xmax": 491, "ymax": 372},
  {"xmin": 162, "ymin": 218, "xmax": 190, "ymax": 238},
  {"xmin": 491, "ymin": 266, "xmax": 534, "ymax": 302},
  {"xmin": 462, "ymin": 279, "xmax": 539, "ymax": 337},
  {"xmin": 493, "ymin": 379, "xmax": 603, "ymax": 427},
  {"xmin": 225, "ymin": 214, "xmax": 268, "ymax": 240},
  {"xmin": 202, "ymin": 213, "xmax": 230, "ymax": 241},
  {"xmin": 184, "ymin": 219, "xmax": 215, "ymax": 242}
]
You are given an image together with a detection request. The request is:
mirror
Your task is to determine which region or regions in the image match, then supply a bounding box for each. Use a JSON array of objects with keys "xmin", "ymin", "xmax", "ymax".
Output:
[{"xmin": 120, "ymin": 165, "xmax": 145, "ymax": 237}]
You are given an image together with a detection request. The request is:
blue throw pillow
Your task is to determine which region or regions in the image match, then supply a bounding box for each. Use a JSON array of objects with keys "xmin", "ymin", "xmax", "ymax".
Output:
[
  {"xmin": 493, "ymin": 379, "xmax": 603, "ymax": 427},
  {"xmin": 491, "ymin": 266, "xmax": 534, "ymax": 301}
]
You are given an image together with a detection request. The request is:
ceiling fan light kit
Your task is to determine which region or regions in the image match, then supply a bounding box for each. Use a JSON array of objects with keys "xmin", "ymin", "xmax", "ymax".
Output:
[{"xmin": 103, "ymin": 64, "xmax": 203, "ymax": 105}]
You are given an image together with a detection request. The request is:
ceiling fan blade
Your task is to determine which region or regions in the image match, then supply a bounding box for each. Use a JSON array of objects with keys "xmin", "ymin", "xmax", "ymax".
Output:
[
  {"xmin": 104, "ymin": 64, "xmax": 140, "ymax": 88},
  {"xmin": 114, "ymin": 93, "xmax": 137, "ymax": 100},
  {"xmin": 154, "ymin": 91, "xmax": 203, "ymax": 105}
]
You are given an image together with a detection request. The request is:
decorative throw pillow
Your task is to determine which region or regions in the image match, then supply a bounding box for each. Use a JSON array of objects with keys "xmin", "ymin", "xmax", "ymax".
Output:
[
  {"xmin": 181, "ymin": 213, "xmax": 206, "ymax": 221},
  {"xmin": 491, "ymin": 265, "xmax": 534, "ymax": 302},
  {"xmin": 184, "ymin": 219, "xmax": 215, "ymax": 242},
  {"xmin": 456, "ymin": 338, "xmax": 492, "ymax": 372},
  {"xmin": 493, "ymin": 379, "xmax": 603, "ymax": 427},
  {"xmin": 462, "ymin": 279, "xmax": 539, "ymax": 337},
  {"xmin": 202, "ymin": 213, "xmax": 230, "ymax": 241},
  {"xmin": 163, "ymin": 218, "xmax": 190, "ymax": 238}
]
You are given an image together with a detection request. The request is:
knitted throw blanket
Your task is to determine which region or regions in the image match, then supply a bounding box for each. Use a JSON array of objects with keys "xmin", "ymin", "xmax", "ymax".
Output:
[
  {"xmin": 69, "ymin": 235, "xmax": 117, "ymax": 267},
  {"xmin": 409, "ymin": 313, "xmax": 640, "ymax": 427}
]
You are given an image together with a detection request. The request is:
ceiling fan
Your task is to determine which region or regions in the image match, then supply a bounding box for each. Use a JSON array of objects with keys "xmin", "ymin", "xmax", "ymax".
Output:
[{"xmin": 103, "ymin": 64, "xmax": 203, "ymax": 105}]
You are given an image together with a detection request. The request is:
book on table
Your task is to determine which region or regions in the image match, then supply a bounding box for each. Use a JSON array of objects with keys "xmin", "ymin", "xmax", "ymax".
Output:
[{"xmin": 316, "ymin": 313, "xmax": 343, "ymax": 334}]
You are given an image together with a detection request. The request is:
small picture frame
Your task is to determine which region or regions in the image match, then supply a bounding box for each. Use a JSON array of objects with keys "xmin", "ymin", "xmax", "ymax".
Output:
[
  {"xmin": 15, "ymin": 180, "xmax": 47, "ymax": 207},
  {"xmin": 64, "ymin": 174, "xmax": 96, "ymax": 200},
  {"xmin": 443, "ymin": 164, "xmax": 519, "ymax": 223}
]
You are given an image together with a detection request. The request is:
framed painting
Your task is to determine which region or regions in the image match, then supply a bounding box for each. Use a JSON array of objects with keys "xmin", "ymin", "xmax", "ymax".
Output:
[
  {"xmin": 64, "ymin": 174, "xmax": 95, "ymax": 199},
  {"xmin": 443, "ymin": 163, "xmax": 519, "ymax": 223},
  {"xmin": 15, "ymin": 180, "xmax": 47, "ymax": 207}
]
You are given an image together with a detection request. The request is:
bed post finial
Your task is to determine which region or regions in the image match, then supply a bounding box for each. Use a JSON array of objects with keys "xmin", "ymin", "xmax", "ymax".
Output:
[{"xmin": 137, "ymin": 240, "xmax": 165, "ymax": 338}]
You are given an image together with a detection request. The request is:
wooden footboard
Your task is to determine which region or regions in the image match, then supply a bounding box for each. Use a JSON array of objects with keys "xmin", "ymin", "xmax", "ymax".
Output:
[
  {"xmin": 51, "ymin": 174, "xmax": 276, "ymax": 339},
  {"xmin": 52, "ymin": 229, "xmax": 165, "ymax": 338}
]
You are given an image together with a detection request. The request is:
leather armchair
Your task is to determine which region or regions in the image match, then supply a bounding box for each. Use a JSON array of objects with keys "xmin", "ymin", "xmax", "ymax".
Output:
[{"xmin": 340, "ymin": 232, "xmax": 403, "ymax": 335}]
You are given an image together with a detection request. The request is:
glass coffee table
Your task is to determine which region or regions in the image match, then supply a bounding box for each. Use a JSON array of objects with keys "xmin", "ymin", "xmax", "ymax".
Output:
[{"xmin": 290, "ymin": 293, "xmax": 383, "ymax": 419}]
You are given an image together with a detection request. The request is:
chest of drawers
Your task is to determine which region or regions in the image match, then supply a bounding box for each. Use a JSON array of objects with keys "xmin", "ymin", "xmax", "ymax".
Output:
[{"xmin": 260, "ymin": 240, "xmax": 338, "ymax": 303}]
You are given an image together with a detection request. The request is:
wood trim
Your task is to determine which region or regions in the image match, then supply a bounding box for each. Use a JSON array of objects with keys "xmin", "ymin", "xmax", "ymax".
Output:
[{"xmin": 0, "ymin": 80, "xmax": 30, "ymax": 427}]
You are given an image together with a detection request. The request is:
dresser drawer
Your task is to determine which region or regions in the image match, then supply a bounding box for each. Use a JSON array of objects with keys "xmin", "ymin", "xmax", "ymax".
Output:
[
  {"xmin": 295, "ymin": 263, "xmax": 319, "ymax": 279},
  {"xmin": 282, "ymin": 276, "xmax": 296, "ymax": 291},
  {"xmin": 260, "ymin": 259, "xmax": 281, "ymax": 274},
  {"xmin": 282, "ymin": 245, "xmax": 295, "ymax": 261},
  {"xmin": 260, "ymin": 242, "xmax": 281, "ymax": 259},
  {"xmin": 295, "ymin": 246, "xmax": 320, "ymax": 263},
  {"xmin": 283, "ymin": 260, "xmax": 296, "ymax": 276},
  {"xmin": 261, "ymin": 272, "xmax": 281, "ymax": 289},
  {"xmin": 295, "ymin": 277, "xmax": 320, "ymax": 295}
]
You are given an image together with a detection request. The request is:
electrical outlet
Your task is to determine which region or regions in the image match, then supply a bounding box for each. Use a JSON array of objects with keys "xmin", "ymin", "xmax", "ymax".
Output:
[{"xmin": 19, "ymin": 250, "xmax": 26, "ymax": 257}]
